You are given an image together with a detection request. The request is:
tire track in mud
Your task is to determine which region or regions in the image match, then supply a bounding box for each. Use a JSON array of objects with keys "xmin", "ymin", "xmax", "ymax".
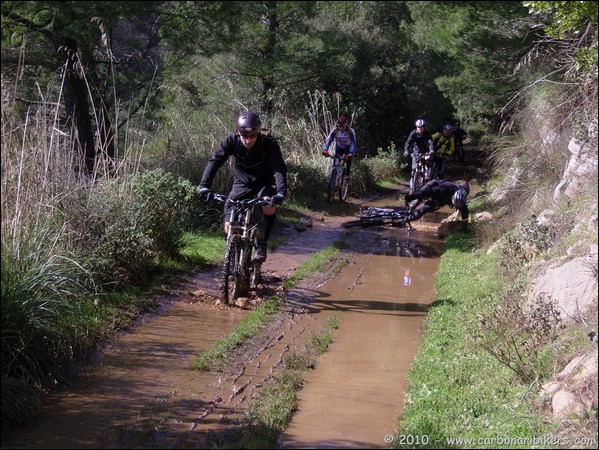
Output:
[{"xmin": 1, "ymin": 150, "xmax": 486, "ymax": 449}]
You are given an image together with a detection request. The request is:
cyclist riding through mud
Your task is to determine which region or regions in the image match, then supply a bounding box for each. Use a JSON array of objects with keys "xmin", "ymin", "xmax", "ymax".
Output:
[
  {"xmin": 198, "ymin": 111, "xmax": 287, "ymax": 263},
  {"xmin": 404, "ymin": 119, "xmax": 435, "ymax": 192},
  {"xmin": 322, "ymin": 115, "xmax": 356, "ymax": 175}
]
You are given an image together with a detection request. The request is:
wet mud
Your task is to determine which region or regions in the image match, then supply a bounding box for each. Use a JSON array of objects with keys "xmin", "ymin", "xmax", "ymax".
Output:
[{"xmin": 2, "ymin": 149, "xmax": 484, "ymax": 449}]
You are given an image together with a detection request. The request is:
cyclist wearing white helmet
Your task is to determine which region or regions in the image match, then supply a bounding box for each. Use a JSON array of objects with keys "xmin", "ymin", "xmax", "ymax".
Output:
[
  {"xmin": 404, "ymin": 119, "xmax": 435, "ymax": 190},
  {"xmin": 404, "ymin": 179, "xmax": 470, "ymax": 222}
]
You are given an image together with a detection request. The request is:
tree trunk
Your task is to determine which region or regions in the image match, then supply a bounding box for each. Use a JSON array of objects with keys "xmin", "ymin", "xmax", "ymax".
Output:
[{"xmin": 58, "ymin": 38, "xmax": 96, "ymax": 176}]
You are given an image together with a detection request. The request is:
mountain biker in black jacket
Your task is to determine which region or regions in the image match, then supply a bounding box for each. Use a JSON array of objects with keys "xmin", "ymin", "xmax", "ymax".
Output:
[
  {"xmin": 404, "ymin": 119, "xmax": 435, "ymax": 191},
  {"xmin": 198, "ymin": 111, "xmax": 288, "ymax": 262},
  {"xmin": 404, "ymin": 179, "xmax": 470, "ymax": 222}
]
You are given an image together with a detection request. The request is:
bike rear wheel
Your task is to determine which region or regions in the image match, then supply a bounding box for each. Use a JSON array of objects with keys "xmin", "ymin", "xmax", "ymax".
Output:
[
  {"xmin": 221, "ymin": 236, "xmax": 246, "ymax": 304},
  {"xmin": 327, "ymin": 167, "xmax": 338, "ymax": 202},
  {"xmin": 342, "ymin": 218, "xmax": 385, "ymax": 228}
]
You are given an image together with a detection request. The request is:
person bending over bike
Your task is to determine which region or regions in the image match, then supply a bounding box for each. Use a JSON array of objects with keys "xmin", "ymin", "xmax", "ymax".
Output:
[
  {"xmin": 404, "ymin": 119, "xmax": 435, "ymax": 192},
  {"xmin": 198, "ymin": 111, "xmax": 287, "ymax": 262},
  {"xmin": 322, "ymin": 115, "xmax": 356, "ymax": 175},
  {"xmin": 404, "ymin": 179, "xmax": 470, "ymax": 222}
]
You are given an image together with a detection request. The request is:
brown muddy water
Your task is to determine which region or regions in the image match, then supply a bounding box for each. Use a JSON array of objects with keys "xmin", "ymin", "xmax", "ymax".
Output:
[
  {"xmin": 280, "ymin": 225, "xmax": 444, "ymax": 449},
  {"xmin": 1, "ymin": 204, "xmax": 446, "ymax": 449}
]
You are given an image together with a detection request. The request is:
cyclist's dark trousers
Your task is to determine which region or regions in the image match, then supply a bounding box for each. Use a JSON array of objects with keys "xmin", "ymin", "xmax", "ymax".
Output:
[
  {"xmin": 454, "ymin": 141, "xmax": 464, "ymax": 161},
  {"xmin": 411, "ymin": 201, "xmax": 438, "ymax": 221},
  {"xmin": 225, "ymin": 182, "xmax": 277, "ymax": 241},
  {"xmin": 433, "ymin": 156, "xmax": 448, "ymax": 178}
]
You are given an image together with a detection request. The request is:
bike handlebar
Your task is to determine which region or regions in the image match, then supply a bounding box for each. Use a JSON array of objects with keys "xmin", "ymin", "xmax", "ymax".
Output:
[
  {"xmin": 325, "ymin": 153, "xmax": 348, "ymax": 160},
  {"xmin": 212, "ymin": 193, "xmax": 276, "ymax": 207}
]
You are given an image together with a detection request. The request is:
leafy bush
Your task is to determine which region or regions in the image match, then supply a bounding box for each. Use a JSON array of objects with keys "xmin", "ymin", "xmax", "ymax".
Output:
[
  {"xmin": 132, "ymin": 169, "xmax": 198, "ymax": 257},
  {"xmin": 359, "ymin": 143, "xmax": 402, "ymax": 181},
  {"xmin": 468, "ymin": 288, "xmax": 563, "ymax": 383},
  {"xmin": 286, "ymin": 161, "xmax": 328, "ymax": 201},
  {"xmin": 498, "ymin": 215, "xmax": 554, "ymax": 276},
  {"xmin": 78, "ymin": 169, "xmax": 198, "ymax": 287}
]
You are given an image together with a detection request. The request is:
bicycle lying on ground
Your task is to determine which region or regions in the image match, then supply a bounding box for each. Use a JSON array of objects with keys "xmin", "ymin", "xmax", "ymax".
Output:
[
  {"xmin": 326, "ymin": 153, "xmax": 350, "ymax": 202},
  {"xmin": 212, "ymin": 193, "xmax": 274, "ymax": 305},
  {"xmin": 341, "ymin": 206, "xmax": 413, "ymax": 230}
]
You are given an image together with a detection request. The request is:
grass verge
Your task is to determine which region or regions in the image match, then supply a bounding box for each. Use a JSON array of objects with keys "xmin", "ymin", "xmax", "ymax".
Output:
[
  {"xmin": 190, "ymin": 244, "xmax": 344, "ymax": 447},
  {"xmin": 393, "ymin": 230, "xmax": 553, "ymax": 448}
]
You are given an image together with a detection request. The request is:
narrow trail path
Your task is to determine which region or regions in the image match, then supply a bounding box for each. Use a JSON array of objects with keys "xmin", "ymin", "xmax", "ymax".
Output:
[{"xmin": 1, "ymin": 146, "xmax": 485, "ymax": 449}]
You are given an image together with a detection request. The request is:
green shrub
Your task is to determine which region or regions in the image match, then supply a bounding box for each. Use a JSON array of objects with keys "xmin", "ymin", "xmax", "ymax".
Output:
[
  {"xmin": 76, "ymin": 169, "xmax": 199, "ymax": 287},
  {"xmin": 360, "ymin": 143, "xmax": 402, "ymax": 181},
  {"xmin": 132, "ymin": 169, "xmax": 198, "ymax": 257}
]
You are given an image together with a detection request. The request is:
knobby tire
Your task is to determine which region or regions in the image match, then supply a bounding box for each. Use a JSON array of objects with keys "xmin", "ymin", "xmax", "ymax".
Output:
[
  {"xmin": 249, "ymin": 228, "xmax": 262, "ymax": 287},
  {"xmin": 413, "ymin": 171, "xmax": 425, "ymax": 193},
  {"xmin": 221, "ymin": 235, "xmax": 246, "ymax": 304},
  {"xmin": 340, "ymin": 172, "xmax": 349, "ymax": 202},
  {"xmin": 327, "ymin": 167, "xmax": 338, "ymax": 202}
]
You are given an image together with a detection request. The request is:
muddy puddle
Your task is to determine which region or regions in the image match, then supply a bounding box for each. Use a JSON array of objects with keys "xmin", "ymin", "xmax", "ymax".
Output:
[
  {"xmin": 1, "ymin": 206, "xmax": 445, "ymax": 449},
  {"xmin": 280, "ymin": 227, "xmax": 444, "ymax": 448}
]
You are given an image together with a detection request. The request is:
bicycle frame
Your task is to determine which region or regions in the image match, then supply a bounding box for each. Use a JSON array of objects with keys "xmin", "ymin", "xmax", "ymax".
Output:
[
  {"xmin": 327, "ymin": 153, "xmax": 350, "ymax": 202},
  {"xmin": 213, "ymin": 194, "xmax": 271, "ymax": 305}
]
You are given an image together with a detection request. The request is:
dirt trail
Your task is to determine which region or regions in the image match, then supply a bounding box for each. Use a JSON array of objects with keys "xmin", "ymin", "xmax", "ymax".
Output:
[{"xmin": 1, "ymin": 147, "xmax": 485, "ymax": 449}]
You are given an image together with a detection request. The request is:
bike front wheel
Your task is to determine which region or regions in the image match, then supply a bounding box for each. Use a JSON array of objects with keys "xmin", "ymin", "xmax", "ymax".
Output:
[
  {"xmin": 327, "ymin": 167, "xmax": 338, "ymax": 202},
  {"xmin": 249, "ymin": 228, "xmax": 263, "ymax": 287},
  {"xmin": 340, "ymin": 173, "xmax": 349, "ymax": 202},
  {"xmin": 412, "ymin": 171, "xmax": 425, "ymax": 193},
  {"xmin": 221, "ymin": 235, "xmax": 245, "ymax": 304}
]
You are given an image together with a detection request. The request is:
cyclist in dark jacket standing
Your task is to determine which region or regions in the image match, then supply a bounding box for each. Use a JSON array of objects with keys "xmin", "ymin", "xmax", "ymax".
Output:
[
  {"xmin": 198, "ymin": 111, "xmax": 287, "ymax": 262},
  {"xmin": 404, "ymin": 179, "xmax": 470, "ymax": 222},
  {"xmin": 404, "ymin": 119, "xmax": 435, "ymax": 192}
]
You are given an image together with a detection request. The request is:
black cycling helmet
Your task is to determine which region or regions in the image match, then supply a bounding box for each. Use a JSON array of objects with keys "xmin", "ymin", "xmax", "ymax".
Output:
[
  {"xmin": 452, "ymin": 185, "xmax": 468, "ymax": 209},
  {"xmin": 337, "ymin": 115, "xmax": 348, "ymax": 127},
  {"xmin": 443, "ymin": 124, "xmax": 453, "ymax": 132},
  {"xmin": 415, "ymin": 119, "xmax": 425, "ymax": 127},
  {"xmin": 237, "ymin": 111, "xmax": 262, "ymax": 136}
]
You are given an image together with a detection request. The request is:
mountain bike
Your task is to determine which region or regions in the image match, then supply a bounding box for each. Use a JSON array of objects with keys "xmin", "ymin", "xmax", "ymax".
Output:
[
  {"xmin": 326, "ymin": 153, "xmax": 350, "ymax": 202},
  {"xmin": 341, "ymin": 206, "xmax": 413, "ymax": 230},
  {"xmin": 213, "ymin": 194, "xmax": 273, "ymax": 305},
  {"xmin": 410, "ymin": 152, "xmax": 434, "ymax": 193}
]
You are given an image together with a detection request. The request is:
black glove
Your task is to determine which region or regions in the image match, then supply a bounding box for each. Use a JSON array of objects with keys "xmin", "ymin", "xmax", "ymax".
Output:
[
  {"xmin": 198, "ymin": 187, "xmax": 214, "ymax": 202},
  {"xmin": 405, "ymin": 193, "xmax": 415, "ymax": 203},
  {"xmin": 271, "ymin": 193, "xmax": 285, "ymax": 205}
]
